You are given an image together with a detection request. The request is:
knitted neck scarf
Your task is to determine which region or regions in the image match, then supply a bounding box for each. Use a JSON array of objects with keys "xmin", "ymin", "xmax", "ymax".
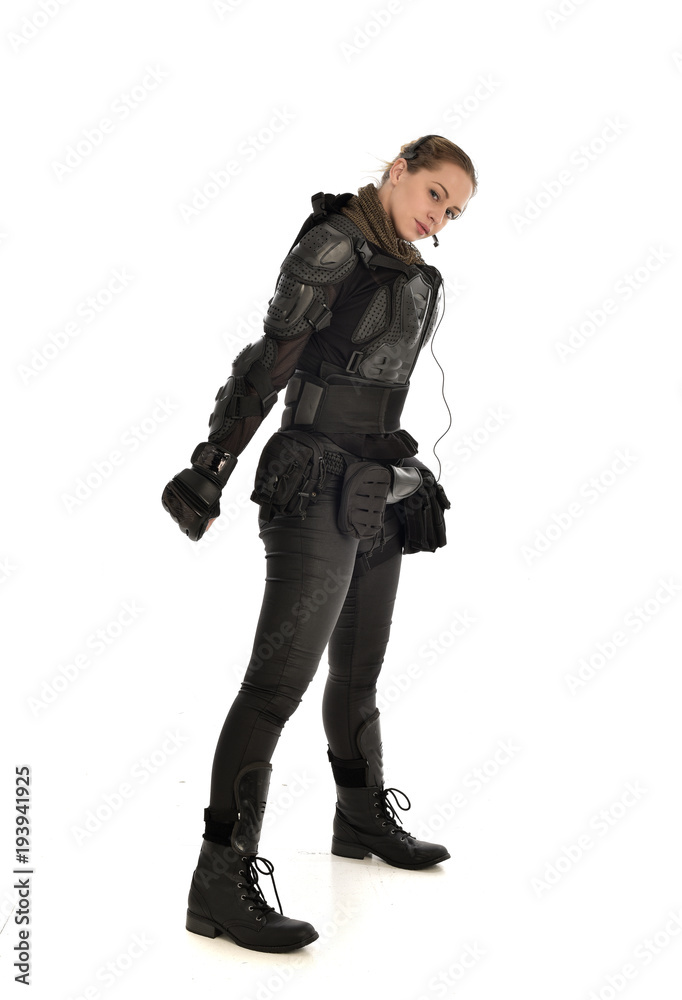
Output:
[{"xmin": 339, "ymin": 182, "xmax": 424, "ymax": 266}]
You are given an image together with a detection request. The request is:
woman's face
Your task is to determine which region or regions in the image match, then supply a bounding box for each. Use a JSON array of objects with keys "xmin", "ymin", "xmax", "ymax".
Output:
[{"xmin": 377, "ymin": 159, "xmax": 474, "ymax": 243}]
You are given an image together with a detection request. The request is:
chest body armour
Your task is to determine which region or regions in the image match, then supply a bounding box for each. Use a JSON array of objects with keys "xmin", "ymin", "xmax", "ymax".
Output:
[{"xmin": 279, "ymin": 192, "xmax": 445, "ymax": 436}]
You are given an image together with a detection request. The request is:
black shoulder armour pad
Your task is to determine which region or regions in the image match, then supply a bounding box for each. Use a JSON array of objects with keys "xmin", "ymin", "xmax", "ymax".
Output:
[{"xmin": 281, "ymin": 221, "xmax": 359, "ymax": 286}]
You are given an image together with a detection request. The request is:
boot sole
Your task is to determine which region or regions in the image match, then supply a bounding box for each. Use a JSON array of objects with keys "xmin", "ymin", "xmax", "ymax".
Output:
[
  {"xmin": 331, "ymin": 836, "xmax": 451, "ymax": 870},
  {"xmin": 186, "ymin": 909, "xmax": 319, "ymax": 953}
]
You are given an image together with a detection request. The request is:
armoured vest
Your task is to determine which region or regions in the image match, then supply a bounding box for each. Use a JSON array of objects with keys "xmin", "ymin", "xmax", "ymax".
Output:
[{"xmin": 277, "ymin": 192, "xmax": 445, "ymax": 436}]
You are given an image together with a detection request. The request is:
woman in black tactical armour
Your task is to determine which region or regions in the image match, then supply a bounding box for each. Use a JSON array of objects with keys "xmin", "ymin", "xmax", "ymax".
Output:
[{"xmin": 162, "ymin": 135, "xmax": 477, "ymax": 953}]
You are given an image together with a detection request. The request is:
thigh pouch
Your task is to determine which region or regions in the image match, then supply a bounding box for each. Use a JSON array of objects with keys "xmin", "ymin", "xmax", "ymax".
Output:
[
  {"xmin": 336, "ymin": 460, "xmax": 424, "ymax": 540},
  {"xmin": 337, "ymin": 462, "xmax": 393, "ymax": 540},
  {"xmin": 336, "ymin": 457, "xmax": 451, "ymax": 554},
  {"xmin": 250, "ymin": 430, "xmax": 327, "ymax": 522}
]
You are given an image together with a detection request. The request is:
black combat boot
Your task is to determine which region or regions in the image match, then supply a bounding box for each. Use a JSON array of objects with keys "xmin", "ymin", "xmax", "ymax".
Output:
[
  {"xmin": 328, "ymin": 709, "xmax": 451, "ymax": 870},
  {"xmin": 186, "ymin": 761, "xmax": 319, "ymax": 952}
]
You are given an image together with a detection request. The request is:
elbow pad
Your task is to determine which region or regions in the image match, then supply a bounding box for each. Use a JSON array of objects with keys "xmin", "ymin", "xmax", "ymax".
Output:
[{"xmin": 207, "ymin": 338, "xmax": 279, "ymax": 441}]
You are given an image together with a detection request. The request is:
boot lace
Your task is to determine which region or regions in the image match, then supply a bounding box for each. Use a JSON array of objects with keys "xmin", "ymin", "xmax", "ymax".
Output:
[
  {"xmin": 236, "ymin": 855, "xmax": 283, "ymax": 920},
  {"xmin": 373, "ymin": 787, "xmax": 414, "ymax": 841}
]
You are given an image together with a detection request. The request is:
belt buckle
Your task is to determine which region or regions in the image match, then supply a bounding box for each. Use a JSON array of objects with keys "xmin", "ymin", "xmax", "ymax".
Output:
[{"xmin": 346, "ymin": 351, "xmax": 362, "ymax": 374}]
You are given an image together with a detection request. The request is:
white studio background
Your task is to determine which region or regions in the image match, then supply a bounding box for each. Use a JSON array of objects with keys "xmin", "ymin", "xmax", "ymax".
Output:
[{"xmin": 1, "ymin": 1, "xmax": 681, "ymax": 998}]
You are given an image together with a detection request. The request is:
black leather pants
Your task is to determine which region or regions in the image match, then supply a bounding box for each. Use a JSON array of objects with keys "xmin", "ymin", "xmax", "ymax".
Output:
[{"xmin": 207, "ymin": 462, "xmax": 404, "ymax": 821}]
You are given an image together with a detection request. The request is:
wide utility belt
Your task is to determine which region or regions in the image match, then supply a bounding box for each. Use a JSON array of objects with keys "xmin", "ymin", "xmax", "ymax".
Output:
[
  {"xmin": 250, "ymin": 428, "xmax": 451, "ymax": 559},
  {"xmin": 280, "ymin": 369, "xmax": 408, "ymax": 435}
]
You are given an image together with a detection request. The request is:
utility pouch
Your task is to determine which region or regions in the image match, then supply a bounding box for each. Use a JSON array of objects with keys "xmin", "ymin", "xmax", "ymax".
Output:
[
  {"xmin": 250, "ymin": 430, "xmax": 327, "ymax": 521},
  {"xmin": 395, "ymin": 461, "xmax": 452, "ymax": 554},
  {"xmin": 337, "ymin": 461, "xmax": 392, "ymax": 539}
]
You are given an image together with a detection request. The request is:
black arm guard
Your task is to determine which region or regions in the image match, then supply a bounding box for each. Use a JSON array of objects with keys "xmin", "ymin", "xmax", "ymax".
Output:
[
  {"xmin": 207, "ymin": 338, "xmax": 279, "ymax": 443},
  {"xmin": 161, "ymin": 442, "xmax": 237, "ymax": 541},
  {"xmin": 164, "ymin": 212, "xmax": 359, "ymax": 539},
  {"xmin": 206, "ymin": 219, "xmax": 359, "ymax": 444}
]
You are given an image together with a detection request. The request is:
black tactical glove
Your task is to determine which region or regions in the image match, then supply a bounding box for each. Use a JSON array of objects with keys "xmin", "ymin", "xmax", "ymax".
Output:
[
  {"xmin": 394, "ymin": 457, "xmax": 452, "ymax": 554},
  {"xmin": 161, "ymin": 442, "xmax": 237, "ymax": 541}
]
